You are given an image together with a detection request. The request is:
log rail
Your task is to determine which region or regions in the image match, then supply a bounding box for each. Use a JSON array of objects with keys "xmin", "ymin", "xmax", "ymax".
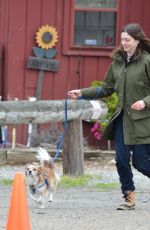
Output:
[{"xmin": 0, "ymin": 99, "xmax": 107, "ymax": 125}]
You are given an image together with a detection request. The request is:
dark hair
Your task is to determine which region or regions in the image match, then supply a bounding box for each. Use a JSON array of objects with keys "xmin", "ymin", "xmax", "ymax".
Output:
[
  {"xmin": 112, "ymin": 23, "xmax": 150, "ymax": 57},
  {"xmin": 122, "ymin": 23, "xmax": 144, "ymax": 39}
]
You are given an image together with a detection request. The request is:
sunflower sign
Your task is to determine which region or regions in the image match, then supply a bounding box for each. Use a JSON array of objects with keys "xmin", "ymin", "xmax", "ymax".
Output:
[
  {"xmin": 36, "ymin": 25, "xmax": 58, "ymax": 49},
  {"xmin": 27, "ymin": 25, "xmax": 60, "ymax": 100},
  {"xmin": 27, "ymin": 25, "xmax": 60, "ymax": 72}
]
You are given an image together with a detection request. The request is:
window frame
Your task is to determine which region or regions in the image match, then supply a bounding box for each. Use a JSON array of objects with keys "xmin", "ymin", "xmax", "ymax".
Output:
[{"xmin": 63, "ymin": 0, "xmax": 120, "ymax": 56}]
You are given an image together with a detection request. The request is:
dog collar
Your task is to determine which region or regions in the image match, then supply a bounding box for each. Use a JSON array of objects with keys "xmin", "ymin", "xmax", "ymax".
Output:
[{"xmin": 37, "ymin": 183, "xmax": 45, "ymax": 189}]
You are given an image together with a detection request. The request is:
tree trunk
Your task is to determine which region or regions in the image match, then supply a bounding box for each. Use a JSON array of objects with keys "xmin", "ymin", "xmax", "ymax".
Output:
[{"xmin": 63, "ymin": 119, "xmax": 84, "ymax": 176}]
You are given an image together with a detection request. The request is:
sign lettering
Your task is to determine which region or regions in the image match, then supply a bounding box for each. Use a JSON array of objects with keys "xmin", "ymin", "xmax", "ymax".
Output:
[{"xmin": 27, "ymin": 56, "xmax": 60, "ymax": 72}]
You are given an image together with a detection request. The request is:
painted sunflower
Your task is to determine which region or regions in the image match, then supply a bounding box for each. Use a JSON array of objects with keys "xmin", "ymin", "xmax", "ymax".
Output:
[{"xmin": 36, "ymin": 25, "xmax": 58, "ymax": 50}]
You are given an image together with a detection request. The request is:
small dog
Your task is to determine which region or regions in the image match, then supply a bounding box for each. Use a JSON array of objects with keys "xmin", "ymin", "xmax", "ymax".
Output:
[{"xmin": 25, "ymin": 147, "xmax": 60, "ymax": 208}]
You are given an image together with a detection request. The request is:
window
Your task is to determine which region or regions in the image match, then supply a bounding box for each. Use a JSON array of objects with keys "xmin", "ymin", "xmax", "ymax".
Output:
[
  {"xmin": 74, "ymin": 11, "xmax": 116, "ymax": 47},
  {"xmin": 63, "ymin": 0, "xmax": 119, "ymax": 56}
]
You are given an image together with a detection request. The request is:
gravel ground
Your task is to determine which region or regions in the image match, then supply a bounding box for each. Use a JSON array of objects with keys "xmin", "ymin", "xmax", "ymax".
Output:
[{"xmin": 0, "ymin": 160, "xmax": 150, "ymax": 230}]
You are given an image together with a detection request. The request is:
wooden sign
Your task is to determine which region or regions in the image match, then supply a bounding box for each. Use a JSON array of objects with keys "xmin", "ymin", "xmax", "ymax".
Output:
[{"xmin": 27, "ymin": 56, "xmax": 59, "ymax": 72}]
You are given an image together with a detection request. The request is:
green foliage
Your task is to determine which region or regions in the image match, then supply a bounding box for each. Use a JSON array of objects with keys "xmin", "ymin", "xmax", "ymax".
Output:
[{"xmin": 91, "ymin": 80, "xmax": 118, "ymax": 129}]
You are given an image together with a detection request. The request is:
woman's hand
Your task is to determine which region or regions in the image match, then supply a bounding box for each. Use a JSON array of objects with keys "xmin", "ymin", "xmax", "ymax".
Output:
[
  {"xmin": 68, "ymin": 90, "xmax": 82, "ymax": 99},
  {"xmin": 131, "ymin": 100, "xmax": 146, "ymax": 111}
]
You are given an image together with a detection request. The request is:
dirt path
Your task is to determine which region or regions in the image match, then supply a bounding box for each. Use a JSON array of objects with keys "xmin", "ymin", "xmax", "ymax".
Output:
[{"xmin": 0, "ymin": 161, "xmax": 150, "ymax": 230}]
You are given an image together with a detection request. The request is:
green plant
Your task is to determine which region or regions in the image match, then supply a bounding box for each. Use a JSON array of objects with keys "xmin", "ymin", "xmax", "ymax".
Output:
[{"xmin": 91, "ymin": 80, "xmax": 118, "ymax": 131}]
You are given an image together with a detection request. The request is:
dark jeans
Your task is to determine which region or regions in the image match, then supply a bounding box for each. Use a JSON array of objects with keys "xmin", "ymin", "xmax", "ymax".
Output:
[{"xmin": 114, "ymin": 113, "xmax": 150, "ymax": 194}]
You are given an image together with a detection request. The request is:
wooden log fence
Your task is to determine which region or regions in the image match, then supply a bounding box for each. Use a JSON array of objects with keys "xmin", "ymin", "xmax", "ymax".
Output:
[{"xmin": 0, "ymin": 99, "xmax": 108, "ymax": 176}]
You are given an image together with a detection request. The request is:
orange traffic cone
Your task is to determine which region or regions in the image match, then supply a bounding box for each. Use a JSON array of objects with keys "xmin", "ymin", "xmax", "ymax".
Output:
[{"xmin": 6, "ymin": 172, "xmax": 31, "ymax": 230}]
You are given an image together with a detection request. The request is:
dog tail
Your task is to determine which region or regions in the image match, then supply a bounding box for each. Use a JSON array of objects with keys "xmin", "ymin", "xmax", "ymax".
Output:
[
  {"xmin": 36, "ymin": 146, "xmax": 52, "ymax": 162},
  {"xmin": 36, "ymin": 147, "xmax": 55, "ymax": 169}
]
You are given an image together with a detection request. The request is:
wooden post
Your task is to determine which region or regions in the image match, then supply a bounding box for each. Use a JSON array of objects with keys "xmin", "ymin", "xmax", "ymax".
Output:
[
  {"xmin": 35, "ymin": 70, "xmax": 45, "ymax": 100},
  {"xmin": 33, "ymin": 70, "xmax": 45, "ymax": 146},
  {"xmin": 63, "ymin": 119, "xmax": 84, "ymax": 176}
]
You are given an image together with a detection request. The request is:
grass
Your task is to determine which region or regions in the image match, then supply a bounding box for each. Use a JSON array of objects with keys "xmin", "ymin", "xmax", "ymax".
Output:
[
  {"xmin": 0, "ymin": 178, "xmax": 13, "ymax": 186},
  {"xmin": 59, "ymin": 174, "xmax": 95, "ymax": 188},
  {"xmin": 0, "ymin": 176, "xmax": 119, "ymax": 191},
  {"xmin": 95, "ymin": 182, "xmax": 120, "ymax": 190},
  {"xmin": 59, "ymin": 175, "xmax": 119, "ymax": 191}
]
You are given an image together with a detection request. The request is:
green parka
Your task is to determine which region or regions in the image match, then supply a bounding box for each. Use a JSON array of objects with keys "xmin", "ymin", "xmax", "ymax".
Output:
[{"xmin": 81, "ymin": 51, "xmax": 150, "ymax": 145}]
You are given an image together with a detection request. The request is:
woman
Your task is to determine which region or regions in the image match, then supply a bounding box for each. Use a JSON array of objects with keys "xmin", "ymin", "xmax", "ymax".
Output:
[{"xmin": 68, "ymin": 23, "xmax": 150, "ymax": 210}]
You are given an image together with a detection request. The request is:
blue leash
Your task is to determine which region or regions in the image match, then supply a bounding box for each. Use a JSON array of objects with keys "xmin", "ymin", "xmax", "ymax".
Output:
[{"xmin": 53, "ymin": 97, "xmax": 68, "ymax": 161}]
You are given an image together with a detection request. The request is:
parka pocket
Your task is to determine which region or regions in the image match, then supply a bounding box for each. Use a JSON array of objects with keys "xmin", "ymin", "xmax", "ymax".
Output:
[{"xmin": 132, "ymin": 110, "xmax": 150, "ymax": 137}]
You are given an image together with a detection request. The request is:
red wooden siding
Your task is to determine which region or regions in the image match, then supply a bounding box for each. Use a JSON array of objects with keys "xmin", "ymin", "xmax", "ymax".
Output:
[{"xmin": 0, "ymin": 0, "xmax": 150, "ymax": 145}]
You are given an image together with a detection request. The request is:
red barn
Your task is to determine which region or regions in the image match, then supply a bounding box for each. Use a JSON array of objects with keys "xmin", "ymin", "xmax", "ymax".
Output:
[{"xmin": 0, "ymin": 0, "xmax": 150, "ymax": 147}]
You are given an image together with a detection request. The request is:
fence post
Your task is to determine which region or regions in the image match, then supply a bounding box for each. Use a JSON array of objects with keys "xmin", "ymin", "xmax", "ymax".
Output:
[{"xmin": 62, "ymin": 119, "xmax": 84, "ymax": 176}]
